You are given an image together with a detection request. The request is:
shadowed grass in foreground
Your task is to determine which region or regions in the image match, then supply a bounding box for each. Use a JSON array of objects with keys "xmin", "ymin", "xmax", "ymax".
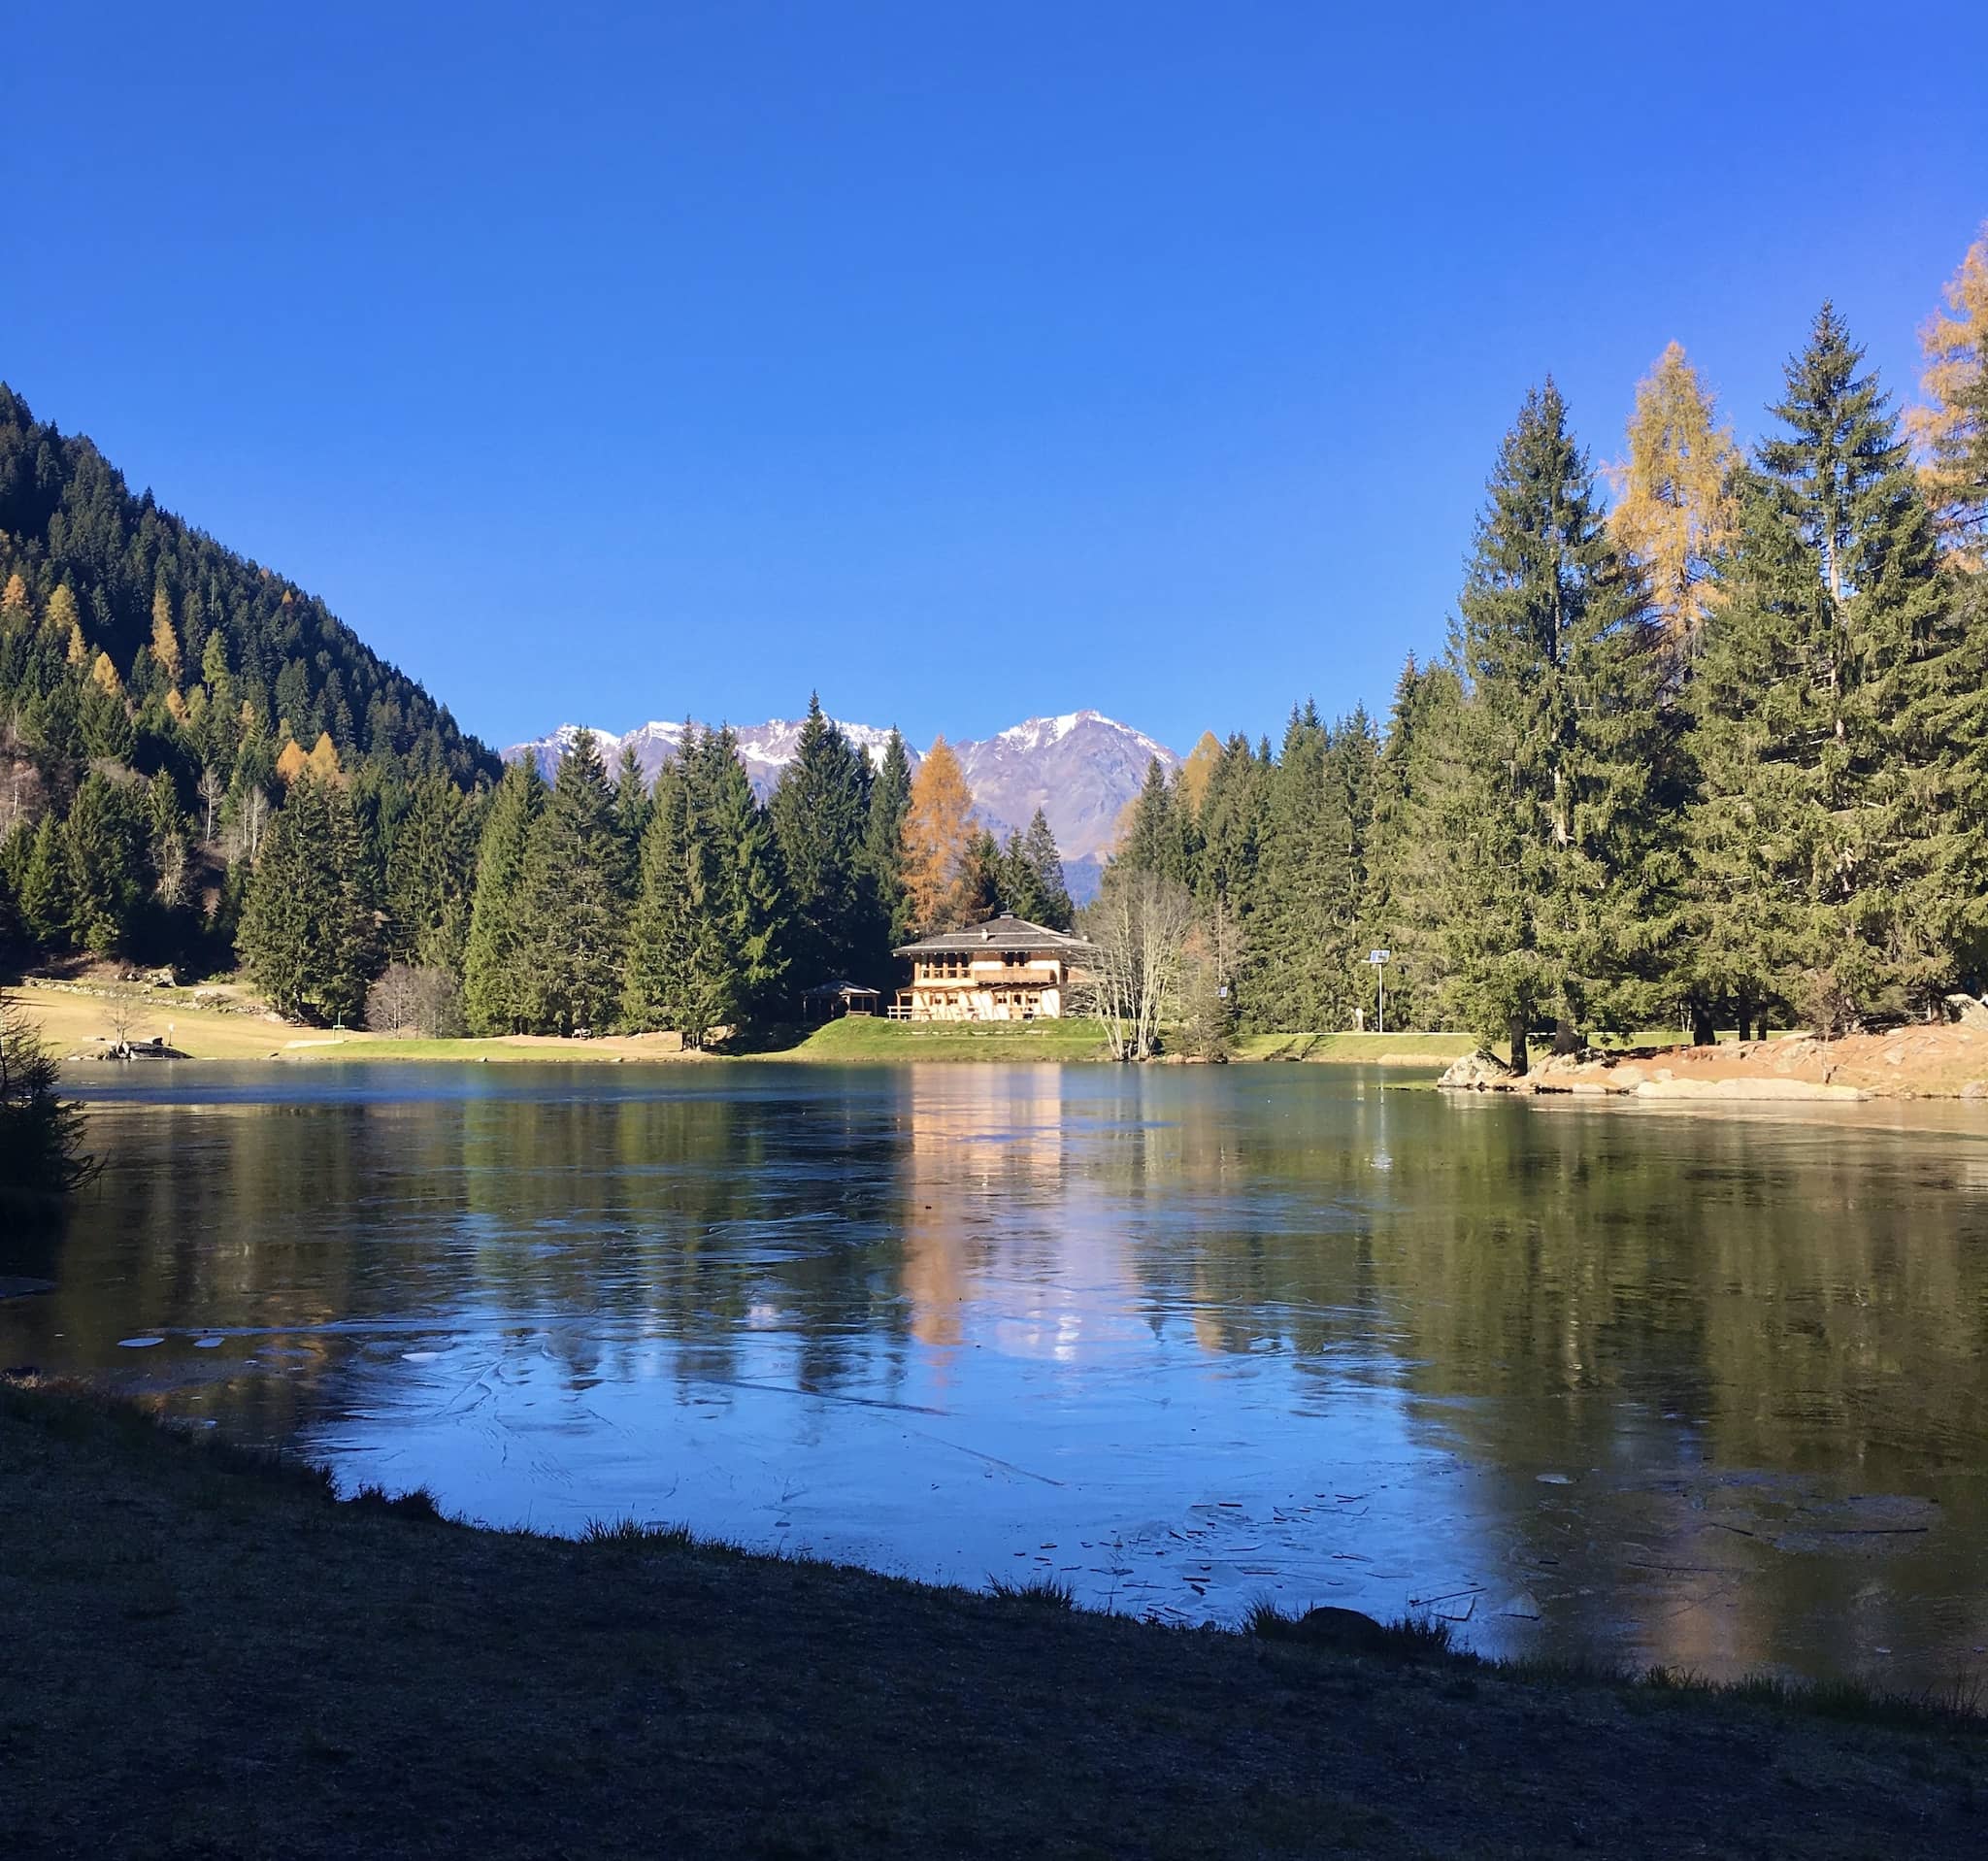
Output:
[{"xmin": 3, "ymin": 1377, "xmax": 1984, "ymax": 1860}]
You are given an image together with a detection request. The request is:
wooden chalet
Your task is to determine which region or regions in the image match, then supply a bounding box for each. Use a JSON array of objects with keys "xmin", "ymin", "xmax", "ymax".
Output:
[{"xmin": 891, "ymin": 915, "xmax": 1093, "ymax": 1022}]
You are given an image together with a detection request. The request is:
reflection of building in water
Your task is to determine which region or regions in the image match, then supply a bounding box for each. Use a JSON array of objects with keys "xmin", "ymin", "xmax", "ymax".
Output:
[{"xmin": 897, "ymin": 1071, "xmax": 1146, "ymax": 1370}]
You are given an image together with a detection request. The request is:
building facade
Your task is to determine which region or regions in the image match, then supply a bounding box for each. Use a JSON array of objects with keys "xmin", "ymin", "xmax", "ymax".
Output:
[{"xmin": 891, "ymin": 915, "xmax": 1093, "ymax": 1021}]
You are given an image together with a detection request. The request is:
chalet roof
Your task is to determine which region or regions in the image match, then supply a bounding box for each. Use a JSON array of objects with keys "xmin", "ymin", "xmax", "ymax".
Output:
[
  {"xmin": 800, "ymin": 979, "xmax": 882, "ymax": 999},
  {"xmin": 894, "ymin": 915, "xmax": 1093, "ymax": 957}
]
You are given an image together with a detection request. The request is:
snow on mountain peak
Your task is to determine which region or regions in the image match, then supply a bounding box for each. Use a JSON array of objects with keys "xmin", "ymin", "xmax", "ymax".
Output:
[{"xmin": 504, "ymin": 707, "xmax": 1177, "ymax": 864}]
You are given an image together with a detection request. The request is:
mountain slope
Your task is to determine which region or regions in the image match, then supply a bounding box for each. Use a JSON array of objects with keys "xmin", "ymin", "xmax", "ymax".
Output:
[
  {"xmin": 506, "ymin": 709, "xmax": 1178, "ymax": 877},
  {"xmin": 0, "ymin": 383, "xmax": 495, "ymax": 785}
]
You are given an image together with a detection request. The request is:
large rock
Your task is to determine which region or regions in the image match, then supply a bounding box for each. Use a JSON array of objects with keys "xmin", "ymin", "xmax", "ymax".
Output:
[
  {"xmin": 1437, "ymin": 1049, "xmax": 1512, "ymax": 1090},
  {"xmin": 1944, "ymin": 994, "xmax": 1988, "ymax": 1028}
]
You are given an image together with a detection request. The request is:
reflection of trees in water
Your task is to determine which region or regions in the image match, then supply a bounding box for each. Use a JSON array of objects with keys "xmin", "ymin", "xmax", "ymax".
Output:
[{"xmin": 1100, "ymin": 1082, "xmax": 1988, "ymax": 1673}]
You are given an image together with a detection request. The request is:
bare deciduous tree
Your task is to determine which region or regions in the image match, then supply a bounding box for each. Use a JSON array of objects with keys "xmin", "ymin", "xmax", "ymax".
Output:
[
  {"xmin": 1079, "ymin": 869, "xmax": 1196, "ymax": 1062},
  {"xmin": 365, "ymin": 963, "xmax": 465, "ymax": 1038},
  {"xmin": 196, "ymin": 766, "xmax": 224, "ymax": 844}
]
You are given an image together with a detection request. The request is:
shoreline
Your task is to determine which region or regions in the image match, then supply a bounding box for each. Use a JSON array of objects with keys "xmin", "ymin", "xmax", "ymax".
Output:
[
  {"xmin": 18, "ymin": 980, "xmax": 1988, "ymax": 1096},
  {"xmin": 3, "ymin": 1374, "xmax": 1983, "ymax": 1858}
]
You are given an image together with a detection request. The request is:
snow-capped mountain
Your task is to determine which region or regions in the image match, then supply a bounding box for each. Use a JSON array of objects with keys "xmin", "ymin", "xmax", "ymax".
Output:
[{"xmin": 504, "ymin": 709, "xmax": 1178, "ymax": 880}]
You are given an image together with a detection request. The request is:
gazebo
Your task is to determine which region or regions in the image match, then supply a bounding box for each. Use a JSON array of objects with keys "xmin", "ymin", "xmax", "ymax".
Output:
[{"xmin": 800, "ymin": 980, "xmax": 882, "ymax": 1021}]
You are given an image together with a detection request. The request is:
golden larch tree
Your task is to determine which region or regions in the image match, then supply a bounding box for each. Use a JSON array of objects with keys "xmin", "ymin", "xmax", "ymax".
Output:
[
  {"xmin": 901, "ymin": 736, "xmax": 976, "ymax": 931},
  {"xmin": 89, "ymin": 650, "xmax": 123, "ymax": 697},
  {"xmin": 48, "ymin": 585, "xmax": 85, "ymax": 664},
  {"xmin": 1, "ymin": 572, "xmax": 27, "ymax": 618},
  {"xmin": 1178, "ymin": 731, "xmax": 1220, "ymax": 817},
  {"xmin": 149, "ymin": 584, "xmax": 183, "ymax": 686},
  {"xmin": 275, "ymin": 739, "xmax": 310, "ymax": 785},
  {"xmin": 1906, "ymin": 222, "xmax": 1988, "ymax": 561},
  {"xmin": 307, "ymin": 732, "xmax": 343, "ymax": 782},
  {"xmin": 1607, "ymin": 342, "xmax": 1737, "ymax": 660}
]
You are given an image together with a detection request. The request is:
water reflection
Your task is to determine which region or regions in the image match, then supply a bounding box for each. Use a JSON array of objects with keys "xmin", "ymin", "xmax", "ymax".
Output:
[{"xmin": 4, "ymin": 1063, "xmax": 1986, "ymax": 1686}]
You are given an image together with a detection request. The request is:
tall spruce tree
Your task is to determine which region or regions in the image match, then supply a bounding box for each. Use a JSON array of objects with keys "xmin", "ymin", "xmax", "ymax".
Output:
[
  {"xmin": 1361, "ymin": 656, "xmax": 1468, "ymax": 1033},
  {"xmin": 682, "ymin": 726, "xmax": 791, "ymax": 1033},
  {"xmin": 1440, "ymin": 382, "xmax": 1674, "ymax": 1070},
  {"xmin": 462, "ymin": 759, "xmax": 547, "ymax": 1035},
  {"xmin": 1686, "ymin": 306, "xmax": 1984, "ymax": 1029},
  {"xmin": 623, "ymin": 760, "xmax": 697, "ymax": 1034},
  {"xmin": 63, "ymin": 772, "xmax": 149, "ymax": 954},
  {"xmin": 384, "ymin": 772, "xmax": 479, "ymax": 974},
  {"xmin": 1117, "ymin": 756, "xmax": 1192, "ymax": 881},
  {"xmin": 1003, "ymin": 809, "xmax": 1074, "ymax": 929},
  {"xmin": 529, "ymin": 729, "xmax": 625, "ymax": 1035},
  {"xmin": 769, "ymin": 694, "xmax": 870, "ymax": 985},
  {"xmin": 861, "ymin": 728, "xmax": 915, "ymax": 969},
  {"xmin": 612, "ymin": 743, "xmax": 651, "ymax": 898},
  {"xmin": 239, "ymin": 776, "xmax": 374, "ymax": 1023}
]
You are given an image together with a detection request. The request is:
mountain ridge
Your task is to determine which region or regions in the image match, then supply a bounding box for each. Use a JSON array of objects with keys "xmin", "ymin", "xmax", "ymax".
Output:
[{"xmin": 506, "ymin": 709, "xmax": 1178, "ymax": 881}]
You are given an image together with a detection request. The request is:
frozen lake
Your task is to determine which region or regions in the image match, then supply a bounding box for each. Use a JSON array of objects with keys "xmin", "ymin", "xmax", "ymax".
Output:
[{"xmin": 7, "ymin": 1060, "xmax": 1987, "ymax": 1687}]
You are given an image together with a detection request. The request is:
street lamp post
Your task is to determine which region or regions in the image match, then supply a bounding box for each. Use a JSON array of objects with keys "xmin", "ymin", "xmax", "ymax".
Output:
[{"xmin": 1367, "ymin": 949, "xmax": 1390, "ymax": 1036}]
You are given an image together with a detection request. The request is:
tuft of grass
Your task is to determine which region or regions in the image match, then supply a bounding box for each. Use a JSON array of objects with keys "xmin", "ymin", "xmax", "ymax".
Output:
[
  {"xmin": 348, "ymin": 1482, "xmax": 445, "ymax": 1522},
  {"xmin": 989, "ymin": 1571, "xmax": 1077, "ymax": 1611},
  {"xmin": 580, "ymin": 1516, "xmax": 696, "ymax": 1548}
]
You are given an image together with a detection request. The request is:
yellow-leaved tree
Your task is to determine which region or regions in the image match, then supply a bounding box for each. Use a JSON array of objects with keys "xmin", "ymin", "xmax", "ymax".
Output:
[
  {"xmin": 149, "ymin": 584, "xmax": 183, "ymax": 686},
  {"xmin": 48, "ymin": 584, "xmax": 85, "ymax": 664},
  {"xmin": 901, "ymin": 736, "xmax": 976, "ymax": 932},
  {"xmin": 1177, "ymin": 730, "xmax": 1221, "ymax": 818},
  {"xmin": 306, "ymin": 732, "xmax": 342, "ymax": 782},
  {"xmin": 275, "ymin": 739, "xmax": 310, "ymax": 785},
  {"xmin": 89, "ymin": 650, "xmax": 123, "ymax": 697},
  {"xmin": 1906, "ymin": 222, "xmax": 1988, "ymax": 562},
  {"xmin": 1607, "ymin": 342, "xmax": 1737, "ymax": 664}
]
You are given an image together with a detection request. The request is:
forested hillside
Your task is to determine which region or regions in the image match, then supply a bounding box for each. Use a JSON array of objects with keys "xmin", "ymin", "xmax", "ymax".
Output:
[
  {"xmin": 0, "ymin": 384, "xmax": 496, "ymax": 970},
  {"xmin": 2, "ymin": 222, "xmax": 1985, "ymax": 1054}
]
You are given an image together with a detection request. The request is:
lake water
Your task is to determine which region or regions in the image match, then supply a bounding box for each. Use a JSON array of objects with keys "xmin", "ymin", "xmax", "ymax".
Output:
[{"xmin": 6, "ymin": 1061, "xmax": 1987, "ymax": 1687}]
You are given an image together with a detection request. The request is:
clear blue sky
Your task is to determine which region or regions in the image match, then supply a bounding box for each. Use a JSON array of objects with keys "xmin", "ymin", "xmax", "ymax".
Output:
[{"xmin": 10, "ymin": 2, "xmax": 1987, "ymax": 755}]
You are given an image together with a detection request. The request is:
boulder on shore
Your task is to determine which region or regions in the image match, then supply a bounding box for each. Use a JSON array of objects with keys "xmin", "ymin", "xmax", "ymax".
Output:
[
  {"xmin": 1437, "ymin": 1049, "xmax": 1512, "ymax": 1090},
  {"xmin": 1944, "ymin": 993, "xmax": 1988, "ymax": 1029}
]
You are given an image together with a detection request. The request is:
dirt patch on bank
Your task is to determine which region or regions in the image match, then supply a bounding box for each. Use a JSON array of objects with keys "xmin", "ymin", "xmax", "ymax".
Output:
[{"xmin": 1449, "ymin": 1025, "xmax": 1988, "ymax": 1101}]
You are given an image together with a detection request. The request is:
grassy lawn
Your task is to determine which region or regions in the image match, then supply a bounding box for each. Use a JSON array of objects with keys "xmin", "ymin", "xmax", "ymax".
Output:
[
  {"xmin": 1230, "ymin": 1031, "xmax": 1477, "ymax": 1064},
  {"xmin": 1, "ymin": 1377, "xmax": 1981, "ymax": 1860},
  {"xmin": 767, "ymin": 1014, "xmax": 1115, "ymax": 1062}
]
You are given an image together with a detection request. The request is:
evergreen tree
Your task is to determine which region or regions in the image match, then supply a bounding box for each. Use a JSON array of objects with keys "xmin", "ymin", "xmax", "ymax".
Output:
[
  {"xmin": 528, "ymin": 729, "xmax": 624, "ymax": 1035},
  {"xmin": 611, "ymin": 743, "xmax": 651, "ymax": 896},
  {"xmin": 623, "ymin": 761, "xmax": 698, "ymax": 1033},
  {"xmin": 385, "ymin": 774, "xmax": 479, "ymax": 973},
  {"xmin": 861, "ymin": 727, "xmax": 914, "ymax": 965},
  {"xmin": 1003, "ymin": 808, "xmax": 1074, "ymax": 929},
  {"xmin": 769, "ymin": 694, "xmax": 870, "ymax": 985},
  {"xmin": 18, "ymin": 815, "xmax": 72, "ymax": 949},
  {"xmin": 702, "ymin": 729, "xmax": 791, "ymax": 1028},
  {"xmin": 65, "ymin": 772, "xmax": 150, "ymax": 953},
  {"xmin": 1686, "ymin": 307, "xmax": 1984, "ymax": 1029},
  {"xmin": 462, "ymin": 759, "xmax": 547, "ymax": 1035},
  {"xmin": 1361, "ymin": 657, "xmax": 1468, "ymax": 1033},
  {"xmin": 1439, "ymin": 382, "xmax": 1675, "ymax": 1069},
  {"xmin": 1117, "ymin": 756, "xmax": 1191, "ymax": 881},
  {"xmin": 239, "ymin": 777, "xmax": 374, "ymax": 1023}
]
